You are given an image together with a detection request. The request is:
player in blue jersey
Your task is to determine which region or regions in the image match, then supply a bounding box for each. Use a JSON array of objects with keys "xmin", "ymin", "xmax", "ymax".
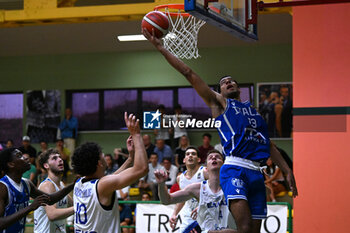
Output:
[
  {"xmin": 0, "ymin": 148, "xmax": 75, "ymax": 233},
  {"xmin": 143, "ymin": 29, "xmax": 297, "ymax": 233}
]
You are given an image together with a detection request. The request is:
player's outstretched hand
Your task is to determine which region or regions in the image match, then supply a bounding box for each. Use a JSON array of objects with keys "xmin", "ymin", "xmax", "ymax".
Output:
[
  {"xmin": 30, "ymin": 194, "xmax": 50, "ymax": 211},
  {"xmin": 154, "ymin": 169, "xmax": 168, "ymax": 184},
  {"xmin": 142, "ymin": 28, "xmax": 162, "ymax": 49},
  {"xmin": 124, "ymin": 112, "xmax": 140, "ymax": 135},
  {"xmin": 169, "ymin": 214, "xmax": 178, "ymax": 230},
  {"xmin": 286, "ymin": 172, "xmax": 298, "ymax": 197},
  {"xmin": 190, "ymin": 207, "xmax": 198, "ymax": 220}
]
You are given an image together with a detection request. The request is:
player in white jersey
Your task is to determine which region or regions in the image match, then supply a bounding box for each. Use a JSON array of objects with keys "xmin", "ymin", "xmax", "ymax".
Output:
[
  {"xmin": 34, "ymin": 148, "xmax": 74, "ymax": 233},
  {"xmin": 72, "ymin": 113, "xmax": 148, "ymax": 233},
  {"xmin": 0, "ymin": 148, "xmax": 74, "ymax": 233},
  {"xmin": 155, "ymin": 150, "xmax": 234, "ymax": 233},
  {"xmin": 171, "ymin": 146, "xmax": 208, "ymax": 233}
]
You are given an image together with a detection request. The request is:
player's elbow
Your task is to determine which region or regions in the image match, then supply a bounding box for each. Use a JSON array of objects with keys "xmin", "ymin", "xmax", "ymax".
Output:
[
  {"xmin": 134, "ymin": 166, "xmax": 149, "ymax": 179},
  {"xmin": 141, "ymin": 166, "xmax": 149, "ymax": 178},
  {"xmin": 47, "ymin": 214, "xmax": 57, "ymax": 221},
  {"xmin": 160, "ymin": 198, "xmax": 171, "ymax": 205},
  {"xmin": 0, "ymin": 220, "xmax": 6, "ymax": 230},
  {"xmin": 180, "ymin": 66, "xmax": 193, "ymax": 78}
]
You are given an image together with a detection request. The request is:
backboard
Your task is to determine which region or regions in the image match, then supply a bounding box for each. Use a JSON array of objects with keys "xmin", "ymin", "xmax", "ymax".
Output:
[{"xmin": 184, "ymin": 0, "xmax": 258, "ymax": 41}]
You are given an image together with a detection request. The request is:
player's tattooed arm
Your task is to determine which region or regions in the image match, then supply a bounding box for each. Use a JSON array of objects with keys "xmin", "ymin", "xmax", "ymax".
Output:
[
  {"xmin": 142, "ymin": 28, "xmax": 225, "ymax": 115},
  {"xmin": 270, "ymin": 141, "xmax": 298, "ymax": 197}
]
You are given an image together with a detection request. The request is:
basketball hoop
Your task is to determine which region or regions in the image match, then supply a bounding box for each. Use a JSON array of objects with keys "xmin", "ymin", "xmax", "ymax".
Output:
[{"xmin": 154, "ymin": 4, "xmax": 206, "ymax": 59}]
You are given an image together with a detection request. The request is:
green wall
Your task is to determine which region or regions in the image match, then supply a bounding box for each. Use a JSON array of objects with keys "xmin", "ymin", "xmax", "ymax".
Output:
[{"xmin": 0, "ymin": 43, "xmax": 293, "ymax": 158}]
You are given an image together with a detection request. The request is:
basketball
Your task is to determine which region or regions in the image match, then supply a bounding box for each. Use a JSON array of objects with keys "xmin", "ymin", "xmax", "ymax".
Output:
[{"xmin": 142, "ymin": 11, "xmax": 169, "ymax": 38}]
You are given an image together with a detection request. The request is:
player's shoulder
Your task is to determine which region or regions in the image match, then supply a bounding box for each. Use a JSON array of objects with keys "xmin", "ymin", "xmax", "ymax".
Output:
[
  {"xmin": 0, "ymin": 181, "xmax": 8, "ymax": 192},
  {"xmin": 39, "ymin": 179, "xmax": 56, "ymax": 192}
]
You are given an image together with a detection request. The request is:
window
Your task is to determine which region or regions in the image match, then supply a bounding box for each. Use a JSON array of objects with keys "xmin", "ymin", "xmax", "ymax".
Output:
[
  {"xmin": 142, "ymin": 89, "xmax": 174, "ymax": 112},
  {"xmin": 72, "ymin": 92, "xmax": 99, "ymax": 130},
  {"xmin": 68, "ymin": 83, "xmax": 254, "ymax": 131},
  {"xmin": 178, "ymin": 87, "xmax": 211, "ymax": 120},
  {"xmin": 0, "ymin": 93, "xmax": 23, "ymax": 146},
  {"xmin": 104, "ymin": 90, "xmax": 137, "ymax": 130}
]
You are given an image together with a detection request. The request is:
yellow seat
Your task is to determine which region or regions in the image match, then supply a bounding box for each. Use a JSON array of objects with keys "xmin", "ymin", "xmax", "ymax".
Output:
[
  {"xmin": 129, "ymin": 188, "xmax": 140, "ymax": 196},
  {"xmin": 276, "ymin": 191, "xmax": 287, "ymax": 197}
]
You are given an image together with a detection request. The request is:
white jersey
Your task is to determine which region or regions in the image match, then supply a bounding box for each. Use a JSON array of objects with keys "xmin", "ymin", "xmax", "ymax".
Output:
[
  {"xmin": 34, "ymin": 178, "xmax": 68, "ymax": 233},
  {"xmin": 73, "ymin": 178, "xmax": 120, "ymax": 233},
  {"xmin": 178, "ymin": 166, "xmax": 206, "ymax": 233},
  {"xmin": 197, "ymin": 180, "xmax": 229, "ymax": 233}
]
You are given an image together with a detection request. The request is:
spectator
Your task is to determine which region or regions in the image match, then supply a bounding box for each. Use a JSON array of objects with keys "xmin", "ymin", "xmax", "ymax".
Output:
[
  {"xmin": 174, "ymin": 135, "xmax": 190, "ymax": 172},
  {"xmin": 55, "ymin": 139, "xmax": 70, "ymax": 182},
  {"xmin": 58, "ymin": 107, "xmax": 78, "ymax": 168},
  {"xmin": 280, "ymin": 85, "xmax": 293, "ymax": 137},
  {"xmin": 154, "ymin": 139, "xmax": 173, "ymax": 164},
  {"xmin": 117, "ymin": 186, "xmax": 130, "ymax": 200},
  {"xmin": 119, "ymin": 201, "xmax": 133, "ymax": 233},
  {"xmin": 142, "ymin": 134, "xmax": 155, "ymax": 159},
  {"xmin": 5, "ymin": 139, "xmax": 14, "ymax": 149},
  {"xmin": 37, "ymin": 141, "xmax": 48, "ymax": 156},
  {"xmin": 171, "ymin": 104, "xmax": 188, "ymax": 148},
  {"xmin": 197, "ymin": 133, "xmax": 214, "ymax": 164},
  {"xmin": 104, "ymin": 153, "xmax": 119, "ymax": 175},
  {"xmin": 22, "ymin": 153, "xmax": 36, "ymax": 182},
  {"xmin": 138, "ymin": 153, "xmax": 164, "ymax": 200},
  {"xmin": 266, "ymin": 91, "xmax": 283, "ymax": 137},
  {"xmin": 162, "ymin": 158, "xmax": 178, "ymax": 189},
  {"xmin": 113, "ymin": 148, "xmax": 129, "ymax": 168},
  {"xmin": 18, "ymin": 136, "xmax": 37, "ymax": 159},
  {"xmin": 264, "ymin": 157, "xmax": 287, "ymax": 202},
  {"xmin": 154, "ymin": 105, "xmax": 171, "ymax": 146},
  {"xmin": 141, "ymin": 192, "xmax": 151, "ymax": 201}
]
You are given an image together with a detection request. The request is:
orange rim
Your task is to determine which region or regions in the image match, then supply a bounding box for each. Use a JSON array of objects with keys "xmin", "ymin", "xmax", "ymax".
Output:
[{"xmin": 154, "ymin": 4, "xmax": 191, "ymax": 17}]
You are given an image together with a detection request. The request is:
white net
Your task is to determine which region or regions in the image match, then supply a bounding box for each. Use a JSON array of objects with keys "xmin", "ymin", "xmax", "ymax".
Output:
[{"xmin": 160, "ymin": 8, "xmax": 206, "ymax": 59}]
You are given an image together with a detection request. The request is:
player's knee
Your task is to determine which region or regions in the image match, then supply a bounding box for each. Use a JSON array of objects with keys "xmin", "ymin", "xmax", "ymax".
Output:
[{"xmin": 238, "ymin": 224, "xmax": 252, "ymax": 233}]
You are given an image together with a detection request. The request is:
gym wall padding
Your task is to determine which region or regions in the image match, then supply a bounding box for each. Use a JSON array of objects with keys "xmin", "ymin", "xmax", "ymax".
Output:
[{"xmin": 293, "ymin": 4, "xmax": 350, "ymax": 232}]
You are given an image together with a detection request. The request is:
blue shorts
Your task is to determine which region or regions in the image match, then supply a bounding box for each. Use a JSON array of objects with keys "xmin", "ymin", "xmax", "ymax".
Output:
[{"xmin": 220, "ymin": 164, "xmax": 267, "ymax": 219}]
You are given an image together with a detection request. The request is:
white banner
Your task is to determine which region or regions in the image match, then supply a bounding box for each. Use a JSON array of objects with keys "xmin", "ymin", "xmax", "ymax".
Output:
[
  {"xmin": 136, "ymin": 203, "xmax": 289, "ymax": 233},
  {"xmin": 136, "ymin": 204, "xmax": 180, "ymax": 233},
  {"xmin": 261, "ymin": 205, "xmax": 288, "ymax": 233}
]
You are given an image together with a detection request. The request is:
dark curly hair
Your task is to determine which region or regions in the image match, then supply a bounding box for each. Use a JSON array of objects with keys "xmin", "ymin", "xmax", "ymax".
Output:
[
  {"xmin": 0, "ymin": 148, "xmax": 16, "ymax": 174},
  {"xmin": 38, "ymin": 148, "xmax": 60, "ymax": 170},
  {"xmin": 72, "ymin": 142, "xmax": 102, "ymax": 176}
]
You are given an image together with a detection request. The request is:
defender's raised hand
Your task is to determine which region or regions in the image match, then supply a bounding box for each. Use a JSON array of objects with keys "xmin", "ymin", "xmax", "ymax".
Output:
[
  {"xmin": 30, "ymin": 194, "xmax": 50, "ymax": 211},
  {"xmin": 154, "ymin": 169, "xmax": 169, "ymax": 184},
  {"xmin": 124, "ymin": 112, "xmax": 140, "ymax": 135}
]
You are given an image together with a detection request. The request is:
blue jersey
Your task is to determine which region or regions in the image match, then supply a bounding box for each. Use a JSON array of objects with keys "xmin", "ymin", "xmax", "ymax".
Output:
[
  {"xmin": 216, "ymin": 99, "xmax": 270, "ymax": 163},
  {"xmin": 0, "ymin": 175, "xmax": 30, "ymax": 233}
]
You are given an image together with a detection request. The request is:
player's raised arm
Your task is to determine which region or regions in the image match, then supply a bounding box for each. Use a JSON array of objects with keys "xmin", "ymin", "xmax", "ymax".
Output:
[
  {"xmin": 98, "ymin": 113, "xmax": 149, "ymax": 197},
  {"xmin": 113, "ymin": 135, "xmax": 135, "ymax": 175},
  {"xmin": 155, "ymin": 169, "xmax": 200, "ymax": 205},
  {"xmin": 142, "ymin": 28, "xmax": 224, "ymax": 110}
]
